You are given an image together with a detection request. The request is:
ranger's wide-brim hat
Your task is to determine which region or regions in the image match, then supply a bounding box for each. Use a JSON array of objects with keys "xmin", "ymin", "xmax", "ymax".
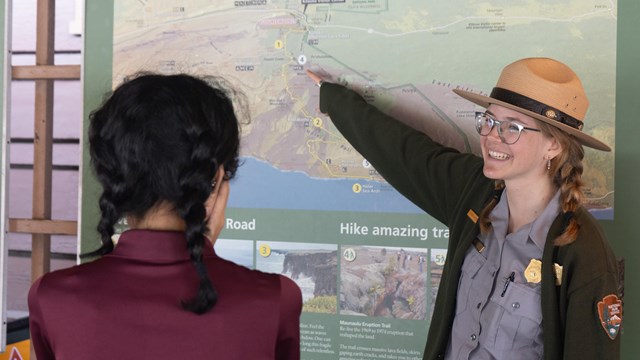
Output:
[{"xmin": 453, "ymin": 57, "xmax": 611, "ymax": 151}]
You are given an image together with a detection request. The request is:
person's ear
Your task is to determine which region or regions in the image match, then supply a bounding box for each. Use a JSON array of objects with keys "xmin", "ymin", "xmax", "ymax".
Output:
[
  {"xmin": 204, "ymin": 166, "xmax": 229, "ymax": 243},
  {"xmin": 547, "ymin": 136, "xmax": 563, "ymax": 160}
]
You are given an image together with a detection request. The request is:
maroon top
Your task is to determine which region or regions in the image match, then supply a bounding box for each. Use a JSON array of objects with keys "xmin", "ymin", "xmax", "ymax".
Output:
[{"xmin": 28, "ymin": 230, "xmax": 302, "ymax": 359}]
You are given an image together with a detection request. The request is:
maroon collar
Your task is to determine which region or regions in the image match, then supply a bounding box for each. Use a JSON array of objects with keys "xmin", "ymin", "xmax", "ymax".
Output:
[{"xmin": 109, "ymin": 229, "xmax": 216, "ymax": 262}]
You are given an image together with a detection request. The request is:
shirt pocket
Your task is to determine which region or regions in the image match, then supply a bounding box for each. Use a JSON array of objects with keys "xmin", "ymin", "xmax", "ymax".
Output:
[
  {"xmin": 487, "ymin": 281, "xmax": 543, "ymax": 350},
  {"xmin": 455, "ymin": 247, "xmax": 485, "ymax": 315}
]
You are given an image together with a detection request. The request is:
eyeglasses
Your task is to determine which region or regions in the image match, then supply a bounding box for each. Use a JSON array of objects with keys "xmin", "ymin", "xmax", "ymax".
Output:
[{"xmin": 475, "ymin": 112, "xmax": 541, "ymax": 144}]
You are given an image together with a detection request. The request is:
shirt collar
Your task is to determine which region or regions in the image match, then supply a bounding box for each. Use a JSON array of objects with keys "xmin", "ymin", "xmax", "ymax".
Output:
[
  {"xmin": 109, "ymin": 229, "xmax": 216, "ymax": 262},
  {"xmin": 489, "ymin": 190, "xmax": 510, "ymax": 244},
  {"xmin": 529, "ymin": 190, "xmax": 561, "ymax": 250},
  {"xmin": 490, "ymin": 189, "xmax": 561, "ymax": 250}
]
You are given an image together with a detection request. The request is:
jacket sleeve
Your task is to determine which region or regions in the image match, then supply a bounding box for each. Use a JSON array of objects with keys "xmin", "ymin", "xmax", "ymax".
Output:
[
  {"xmin": 556, "ymin": 211, "xmax": 621, "ymax": 360},
  {"xmin": 28, "ymin": 276, "xmax": 56, "ymax": 360},
  {"xmin": 562, "ymin": 272, "xmax": 621, "ymax": 359},
  {"xmin": 319, "ymin": 82, "xmax": 485, "ymax": 225},
  {"xmin": 275, "ymin": 275, "xmax": 303, "ymax": 360}
]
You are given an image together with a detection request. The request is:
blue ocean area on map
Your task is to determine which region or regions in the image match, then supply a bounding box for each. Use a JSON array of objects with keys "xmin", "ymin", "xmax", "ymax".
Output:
[
  {"xmin": 591, "ymin": 208, "xmax": 613, "ymax": 221},
  {"xmin": 227, "ymin": 157, "xmax": 423, "ymax": 213},
  {"xmin": 227, "ymin": 157, "xmax": 613, "ymax": 219}
]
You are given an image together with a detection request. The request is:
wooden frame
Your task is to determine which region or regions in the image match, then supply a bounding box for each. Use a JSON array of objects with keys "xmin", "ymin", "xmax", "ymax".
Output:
[
  {"xmin": 2, "ymin": 0, "xmax": 81, "ymax": 353},
  {"xmin": 12, "ymin": 64, "xmax": 80, "ymax": 80}
]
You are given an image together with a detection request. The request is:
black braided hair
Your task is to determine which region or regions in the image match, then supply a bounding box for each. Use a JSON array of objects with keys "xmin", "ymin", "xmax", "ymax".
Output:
[{"xmin": 84, "ymin": 73, "xmax": 243, "ymax": 314}]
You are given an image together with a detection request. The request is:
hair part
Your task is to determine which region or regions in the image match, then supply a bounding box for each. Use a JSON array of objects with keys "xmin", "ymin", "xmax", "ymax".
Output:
[{"xmin": 84, "ymin": 73, "xmax": 245, "ymax": 314}]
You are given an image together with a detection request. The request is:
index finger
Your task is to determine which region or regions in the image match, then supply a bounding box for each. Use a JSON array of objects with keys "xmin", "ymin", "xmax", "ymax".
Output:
[{"xmin": 306, "ymin": 69, "xmax": 323, "ymax": 84}]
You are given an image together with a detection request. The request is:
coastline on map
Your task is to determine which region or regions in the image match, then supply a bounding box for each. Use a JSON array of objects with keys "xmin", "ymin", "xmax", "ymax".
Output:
[{"xmin": 229, "ymin": 156, "xmax": 613, "ymax": 219}]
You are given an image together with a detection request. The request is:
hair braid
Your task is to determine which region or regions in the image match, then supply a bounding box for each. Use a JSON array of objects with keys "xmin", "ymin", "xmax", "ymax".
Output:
[
  {"xmin": 177, "ymin": 133, "xmax": 220, "ymax": 313},
  {"xmin": 478, "ymin": 180, "xmax": 505, "ymax": 234},
  {"xmin": 548, "ymin": 131, "xmax": 585, "ymax": 246},
  {"xmin": 179, "ymin": 199, "xmax": 219, "ymax": 313},
  {"xmin": 175, "ymin": 78, "xmax": 242, "ymax": 313},
  {"xmin": 92, "ymin": 193, "xmax": 118, "ymax": 255},
  {"xmin": 83, "ymin": 126, "xmax": 132, "ymax": 258}
]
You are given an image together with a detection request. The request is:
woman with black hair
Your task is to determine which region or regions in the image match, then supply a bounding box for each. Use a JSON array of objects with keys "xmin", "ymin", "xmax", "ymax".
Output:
[{"xmin": 28, "ymin": 73, "xmax": 302, "ymax": 359}]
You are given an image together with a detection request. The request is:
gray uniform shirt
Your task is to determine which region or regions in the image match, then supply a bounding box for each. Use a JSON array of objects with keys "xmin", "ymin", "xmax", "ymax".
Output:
[{"xmin": 445, "ymin": 190, "xmax": 561, "ymax": 360}]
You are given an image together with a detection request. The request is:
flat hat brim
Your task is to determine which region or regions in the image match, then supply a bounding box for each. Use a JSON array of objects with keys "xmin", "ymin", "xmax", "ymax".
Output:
[{"xmin": 453, "ymin": 89, "xmax": 611, "ymax": 152}]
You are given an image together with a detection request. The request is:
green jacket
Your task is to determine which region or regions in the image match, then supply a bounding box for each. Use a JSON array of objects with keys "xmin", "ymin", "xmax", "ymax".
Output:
[{"xmin": 319, "ymin": 82, "xmax": 621, "ymax": 360}]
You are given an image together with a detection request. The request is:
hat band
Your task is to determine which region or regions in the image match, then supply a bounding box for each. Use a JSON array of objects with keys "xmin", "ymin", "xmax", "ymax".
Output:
[{"xmin": 490, "ymin": 87, "xmax": 584, "ymax": 130}]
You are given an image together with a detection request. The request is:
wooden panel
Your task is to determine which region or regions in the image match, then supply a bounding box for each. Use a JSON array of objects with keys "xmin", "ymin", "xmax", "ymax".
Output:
[
  {"xmin": 12, "ymin": 64, "xmax": 81, "ymax": 80},
  {"xmin": 31, "ymin": 0, "xmax": 55, "ymax": 282},
  {"xmin": 9, "ymin": 219, "xmax": 77, "ymax": 235}
]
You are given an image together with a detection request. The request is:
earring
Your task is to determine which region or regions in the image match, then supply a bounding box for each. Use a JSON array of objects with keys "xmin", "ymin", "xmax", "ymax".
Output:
[
  {"xmin": 211, "ymin": 179, "xmax": 217, "ymax": 189},
  {"xmin": 547, "ymin": 158, "xmax": 551, "ymax": 171}
]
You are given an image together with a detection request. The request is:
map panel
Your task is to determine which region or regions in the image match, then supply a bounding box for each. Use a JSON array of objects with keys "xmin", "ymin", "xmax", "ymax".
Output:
[
  {"xmin": 112, "ymin": 2, "xmax": 617, "ymax": 358},
  {"xmin": 114, "ymin": 0, "xmax": 616, "ymax": 217}
]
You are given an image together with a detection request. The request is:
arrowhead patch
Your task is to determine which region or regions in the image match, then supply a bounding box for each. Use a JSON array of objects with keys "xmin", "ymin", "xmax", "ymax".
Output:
[{"xmin": 597, "ymin": 294, "xmax": 622, "ymax": 340}]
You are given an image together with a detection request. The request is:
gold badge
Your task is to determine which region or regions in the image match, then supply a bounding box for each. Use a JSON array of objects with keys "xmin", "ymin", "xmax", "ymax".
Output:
[
  {"xmin": 524, "ymin": 259, "xmax": 542, "ymax": 284},
  {"xmin": 554, "ymin": 263, "xmax": 563, "ymax": 285}
]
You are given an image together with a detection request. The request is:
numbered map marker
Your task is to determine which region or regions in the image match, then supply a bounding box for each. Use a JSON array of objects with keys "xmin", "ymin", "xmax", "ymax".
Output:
[
  {"xmin": 259, "ymin": 243, "xmax": 271, "ymax": 257},
  {"xmin": 343, "ymin": 247, "xmax": 357, "ymax": 262},
  {"xmin": 434, "ymin": 253, "xmax": 446, "ymax": 266}
]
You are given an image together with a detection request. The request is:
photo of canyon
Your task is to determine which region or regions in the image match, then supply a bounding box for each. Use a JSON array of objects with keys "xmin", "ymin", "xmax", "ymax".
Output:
[{"xmin": 340, "ymin": 245, "xmax": 428, "ymax": 320}]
